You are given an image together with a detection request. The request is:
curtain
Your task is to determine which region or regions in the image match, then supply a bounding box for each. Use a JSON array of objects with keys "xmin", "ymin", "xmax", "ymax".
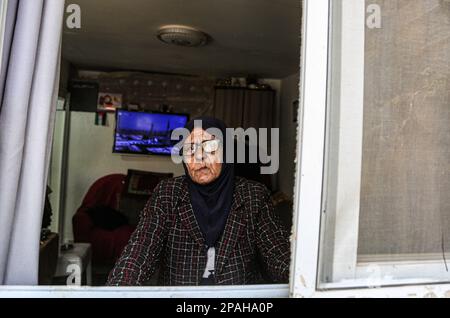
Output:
[
  {"xmin": 0, "ymin": 0, "xmax": 64, "ymax": 285},
  {"xmin": 213, "ymin": 88, "xmax": 275, "ymax": 130},
  {"xmin": 213, "ymin": 88, "xmax": 246, "ymax": 128}
]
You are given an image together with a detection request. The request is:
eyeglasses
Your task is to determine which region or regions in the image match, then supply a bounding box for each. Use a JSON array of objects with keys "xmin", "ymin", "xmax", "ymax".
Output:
[{"xmin": 182, "ymin": 139, "xmax": 221, "ymax": 156}]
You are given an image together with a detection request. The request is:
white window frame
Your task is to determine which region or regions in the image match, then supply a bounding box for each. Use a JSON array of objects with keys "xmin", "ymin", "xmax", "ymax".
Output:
[
  {"xmin": 290, "ymin": 0, "xmax": 450, "ymax": 297},
  {"xmin": 318, "ymin": 0, "xmax": 365, "ymax": 284},
  {"xmin": 322, "ymin": 0, "xmax": 450, "ymax": 289}
]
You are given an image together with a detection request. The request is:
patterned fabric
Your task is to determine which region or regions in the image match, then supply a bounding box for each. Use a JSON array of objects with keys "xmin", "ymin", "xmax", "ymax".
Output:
[{"xmin": 106, "ymin": 176, "xmax": 290, "ymax": 286}]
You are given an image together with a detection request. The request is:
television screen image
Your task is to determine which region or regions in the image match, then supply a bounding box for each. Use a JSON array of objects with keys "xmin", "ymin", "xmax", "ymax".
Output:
[{"xmin": 114, "ymin": 110, "xmax": 189, "ymax": 156}]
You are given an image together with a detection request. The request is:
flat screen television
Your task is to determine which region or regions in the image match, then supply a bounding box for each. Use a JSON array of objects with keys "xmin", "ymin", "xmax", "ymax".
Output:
[{"xmin": 113, "ymin": 110, "xmax": 189, "ymax": 156}]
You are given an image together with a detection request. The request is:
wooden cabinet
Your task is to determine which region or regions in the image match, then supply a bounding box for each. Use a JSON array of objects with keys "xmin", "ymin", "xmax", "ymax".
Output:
[{"xmin": 38, "ymin": 232, "xmax": 59, "ymax": 285}]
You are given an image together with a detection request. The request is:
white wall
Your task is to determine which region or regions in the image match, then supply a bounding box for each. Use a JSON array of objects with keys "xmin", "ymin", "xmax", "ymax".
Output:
[
  {"xmin": 278, "ymin": 73, "xmax": 300, "ymax": 198},
  {"xmin": 62, "ymin": 112, "xmax": 185, "ymax": 242}
]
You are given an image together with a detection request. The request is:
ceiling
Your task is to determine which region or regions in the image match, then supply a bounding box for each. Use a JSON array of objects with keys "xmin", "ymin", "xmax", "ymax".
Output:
[{"xmin": 62, "ymin": 0, "xmax": 302, "ymax": 78}]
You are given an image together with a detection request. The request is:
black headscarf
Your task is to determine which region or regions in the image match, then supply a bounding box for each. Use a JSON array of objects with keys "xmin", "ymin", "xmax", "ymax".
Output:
[{"xmin": 182, "ymin": 116, "xmax": 235, "ymax": 248}]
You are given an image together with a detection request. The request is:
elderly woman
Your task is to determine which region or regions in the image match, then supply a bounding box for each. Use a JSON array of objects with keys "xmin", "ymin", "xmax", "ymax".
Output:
[{"xmin": 106, "ymin": 117, "xmax": 290, "ymax": 286}]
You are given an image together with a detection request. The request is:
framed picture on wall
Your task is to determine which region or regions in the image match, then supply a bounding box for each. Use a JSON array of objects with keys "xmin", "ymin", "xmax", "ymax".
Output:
[{"xmin": 97, "ymin": 92, "xmax": 123, "ymax": 112}]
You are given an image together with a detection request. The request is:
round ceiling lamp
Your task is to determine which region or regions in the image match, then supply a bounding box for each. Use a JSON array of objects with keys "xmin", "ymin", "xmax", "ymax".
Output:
[{"xmin": 157, "ymin": 25, "xmax": 210, "ymax": 47}]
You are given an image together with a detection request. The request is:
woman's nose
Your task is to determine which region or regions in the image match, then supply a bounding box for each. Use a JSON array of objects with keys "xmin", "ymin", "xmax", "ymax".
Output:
[{"xmin": 194, "ymin": 147, "xmax": 205, "ymax": 162}]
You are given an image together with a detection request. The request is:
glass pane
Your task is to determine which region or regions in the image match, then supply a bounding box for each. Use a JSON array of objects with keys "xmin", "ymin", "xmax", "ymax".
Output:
[
  {"xmin": 319, "ymin": 0, "xmax": 450, "ymax": 288},
  {"xmin": 359, "ymin": 0, "xmax": 450, "ymax": 256}
]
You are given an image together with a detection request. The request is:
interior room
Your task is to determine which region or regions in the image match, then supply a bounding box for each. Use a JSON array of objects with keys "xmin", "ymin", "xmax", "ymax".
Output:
[{"xmin": 39, "ymin": 0, "xmax": 301, "ymax": 286}]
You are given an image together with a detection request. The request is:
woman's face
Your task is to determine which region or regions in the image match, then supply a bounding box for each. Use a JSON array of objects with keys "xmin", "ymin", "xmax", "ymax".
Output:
[{"xmin": 183, "ymin": 128, "xmax": 222, "ymax": 185}]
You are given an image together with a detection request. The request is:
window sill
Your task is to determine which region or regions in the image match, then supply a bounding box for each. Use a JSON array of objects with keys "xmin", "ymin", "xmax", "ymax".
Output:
[{"xmin": 0, "ymin": 284, "xmax": 289, "ymax": 298}]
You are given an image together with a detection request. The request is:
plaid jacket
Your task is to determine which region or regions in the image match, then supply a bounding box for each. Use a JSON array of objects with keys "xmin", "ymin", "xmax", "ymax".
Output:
[{"xmin": 106, "ymin": 176, "xmax": 290, "ymax": 286}]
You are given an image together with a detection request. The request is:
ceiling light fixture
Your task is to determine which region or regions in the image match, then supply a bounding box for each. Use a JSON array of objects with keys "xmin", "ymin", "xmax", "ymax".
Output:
[{"xmin": 157, "ymin": 25, "xmax": 210, "ymax": 47}]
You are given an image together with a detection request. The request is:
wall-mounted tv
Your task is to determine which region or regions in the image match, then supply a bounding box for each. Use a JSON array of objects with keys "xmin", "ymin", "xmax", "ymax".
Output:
[{"xmin": 113, "ymin": 110, "xmax": 189, "ymax": 156}]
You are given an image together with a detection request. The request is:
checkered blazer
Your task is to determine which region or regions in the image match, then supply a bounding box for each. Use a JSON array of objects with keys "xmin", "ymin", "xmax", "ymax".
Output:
[{"xmin": 106, "ymin": 176, "xmax": 290, "ymax": 286}]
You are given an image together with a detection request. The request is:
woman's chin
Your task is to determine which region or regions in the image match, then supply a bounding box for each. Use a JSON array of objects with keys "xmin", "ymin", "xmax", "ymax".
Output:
[{"xmin": 193, "ymin": 175, "xmax": 214, "ymax": 185}]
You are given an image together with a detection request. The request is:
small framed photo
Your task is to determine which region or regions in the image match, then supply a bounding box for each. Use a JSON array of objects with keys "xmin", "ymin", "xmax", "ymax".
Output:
[{"xmin": 97, "ymin": 92, "xmax": 122, "ymax": 111}]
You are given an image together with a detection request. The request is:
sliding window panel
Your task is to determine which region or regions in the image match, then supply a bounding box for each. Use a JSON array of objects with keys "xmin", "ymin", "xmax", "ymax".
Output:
[{"xmin": 318, "ymin": 0, "xmax": 450, "ymax": 289}]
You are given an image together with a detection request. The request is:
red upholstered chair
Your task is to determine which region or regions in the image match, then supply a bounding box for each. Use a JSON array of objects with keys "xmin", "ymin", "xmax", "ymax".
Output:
[{"xmin": 72, "ymin": 174, "xmax": 136, "ymax": 266}]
